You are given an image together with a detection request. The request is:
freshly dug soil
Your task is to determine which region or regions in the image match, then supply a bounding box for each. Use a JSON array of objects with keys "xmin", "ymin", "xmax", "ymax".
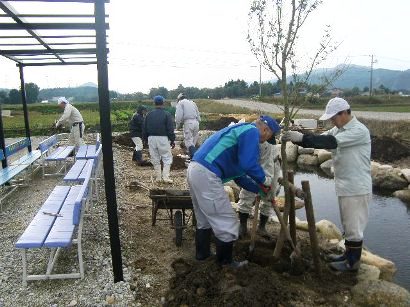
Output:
[
  {"xmin": 113, "ymin": 132, "xmax": 134, "ymax": 147},
  {"xmin": 165, "ymin": 236, "xmax": 357, "ymax": 307},
  {"xmin": 371, "ymin": 135, "xmax": 410, "ymax": 163}
]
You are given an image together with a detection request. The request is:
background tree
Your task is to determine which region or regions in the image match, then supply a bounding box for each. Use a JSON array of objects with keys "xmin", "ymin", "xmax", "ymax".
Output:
[
  {"xmin": 149, "ymin": 87, "xmax": 169, "ymax": 99},
  {"xmin": 8, "ymin": 89, "xmax": 21, "ymax": 104},
  {"xmin": 25, "ymin": 82, "xmax": 40, "ymax": 104},
  {"xmin": 248, "ymin": 0, "xmax": 341, "ymax": 258}
]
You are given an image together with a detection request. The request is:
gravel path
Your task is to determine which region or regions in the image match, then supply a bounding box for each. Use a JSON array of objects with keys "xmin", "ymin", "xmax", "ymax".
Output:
[
  {"xmin": 217, "ymin": 99, "xmax": 410, "ymax": 121},
  {"xmin": 0, "ymin": 135, "xmax": 136, "ymax": 307}
]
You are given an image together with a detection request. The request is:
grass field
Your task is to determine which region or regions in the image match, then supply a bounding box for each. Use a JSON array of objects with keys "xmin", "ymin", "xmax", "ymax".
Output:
[{"xmin": 1, "ymin": 98, "xmax": 408, "ymax": 139}]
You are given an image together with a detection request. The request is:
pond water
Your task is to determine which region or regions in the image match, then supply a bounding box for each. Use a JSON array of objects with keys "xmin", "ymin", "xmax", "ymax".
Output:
[{"xmin": 286, "ymin": 168, "xmax": 410, "ymax": 290}]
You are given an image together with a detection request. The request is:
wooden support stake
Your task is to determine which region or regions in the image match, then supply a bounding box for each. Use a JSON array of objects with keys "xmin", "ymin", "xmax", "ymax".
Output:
[
  {"xmin": 301, "ymin": 180, "xmax": 322, "ymax": 277},
  {"xmin": 278, "ymin": 177, "xmax": 305, "ymax": 199},
  {"xmin": 288, "ymin": 171, "xmax": 297, "ymax": 245}
]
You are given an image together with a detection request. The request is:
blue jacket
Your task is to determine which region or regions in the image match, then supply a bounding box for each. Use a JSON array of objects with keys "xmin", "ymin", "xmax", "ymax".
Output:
[{"xmin": 192, "ymin": 123, "xmax": 265, "ymax": 193}]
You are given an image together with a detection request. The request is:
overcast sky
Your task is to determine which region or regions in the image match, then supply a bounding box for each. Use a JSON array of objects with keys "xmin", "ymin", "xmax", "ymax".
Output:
[{"xmin": 1, "ymin": 0, "xmax": 410, "ymax": 94}]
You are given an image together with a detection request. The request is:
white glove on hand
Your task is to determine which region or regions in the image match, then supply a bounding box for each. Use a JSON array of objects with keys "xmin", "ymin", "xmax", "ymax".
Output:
[
  {"xmin": 263, "ymin": 176, "xmax": 272, "ymax": 187},
  {"xmin": 281, "ymin": 131, "xmax": 303, "ymax": 143},
  {"xmin": 55, "ymin": 122, "xmax": 60, "ymax": 128}
]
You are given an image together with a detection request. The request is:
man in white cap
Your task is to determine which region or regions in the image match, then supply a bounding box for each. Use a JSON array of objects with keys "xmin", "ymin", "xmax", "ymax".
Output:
[
  {"xmin": 175, "ymin": 93, "xmax": 200, "ymax": 158},
  {"xmin": 187, "ymin": 115, "xmax": 279, "ymax": 268},
  {"xmin": 56, "ymin": 97, "xmax": 85, "ymax": 147},
  {"xmin": 282, "ymin": 97, "xmax": 371, "ymax": 273}
]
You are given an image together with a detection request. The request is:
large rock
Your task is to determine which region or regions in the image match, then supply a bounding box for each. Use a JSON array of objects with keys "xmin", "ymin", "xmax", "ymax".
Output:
[
  {"xmin": 314, "ymin": 149, "xmax": 332, "ymax": 164},
  {"xmin": 361, "ymin": 250, "xmax": 397, "ymax": 281},
  {"xmin": 285, "ymin": 142, "xmax": 298, "ymax": 162},
  {"xmin": 315, "ymin": 219, "xmax": 342, "ymax": 240},
  {"xmin": 357, "ymin": 264, "xmax": 381, "ymax": 283},
  {"xmin": 297, "ymin": 154, "xmax": 319, "ymax": 166},
  {"xmin": 298, "ymin": 147, "xmax": 314, "ymax": 155},
  {"xmin": 393, "ymin": 189, "xmax": 410, "ymax": 204},
  {"xmin": 320, "ymin": 159, "xmax": 334, "ymax": 177},
  {"xmin": 401, "ymin": 168, "xmax": 410, "ymax": 182},
  {"xmin": 351, "ymin": 280, "xmax": 410, "ymax": 307},
  {"xmin": 372, "ymin": 167, "xmax": 409, "ymax": 191}
]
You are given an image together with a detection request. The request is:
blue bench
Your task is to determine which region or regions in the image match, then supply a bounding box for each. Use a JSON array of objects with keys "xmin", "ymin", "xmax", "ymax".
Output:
[
  {"xmin": 0, "ymin": 139, "xmax": 41, "ymax": 210},
  {"xmin": 15, "ymin": 160, "xmax": 93, "ymax": 286},
  {"xmin": 38, "ymin": 135, "xmax": 75, "ymax": 177},
  {"xmin": 64, "ymin": 145, "xmax": 102, "ymax": 202},
  {"xmin": 75, "ymin": 133, "xmax": 100, "ymax": 160}
]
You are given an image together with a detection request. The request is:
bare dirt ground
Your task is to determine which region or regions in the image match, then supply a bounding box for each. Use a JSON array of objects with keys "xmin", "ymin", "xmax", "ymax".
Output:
[{"xmin": 115, "ymin": 141, "xmax": 359, "ymax": 306}]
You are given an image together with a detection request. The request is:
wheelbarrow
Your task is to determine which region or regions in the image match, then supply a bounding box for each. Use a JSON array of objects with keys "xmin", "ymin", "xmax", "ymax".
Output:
[{"xmin": 149, "ymin": 189, "xmax": 195, "ymax": 247}]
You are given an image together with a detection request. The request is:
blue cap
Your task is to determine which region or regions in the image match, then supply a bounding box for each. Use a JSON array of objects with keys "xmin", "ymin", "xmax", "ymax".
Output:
[
  {"xmin": 260, "ymin": 115, "xmax": 281, "ymax": 144},
  {"xmin": 153, "ymin": 95, "xmax": 164, "ymax": 105}
]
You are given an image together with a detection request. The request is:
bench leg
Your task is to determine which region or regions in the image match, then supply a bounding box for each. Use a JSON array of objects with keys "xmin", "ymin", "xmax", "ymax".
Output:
[
  {"xmin": 77, "ymin": 219, "xmax": 84, "ymax": 279},
  {"xmin": 46, "ymin": 248, "xmax": 59, "ymax": 275},
  {"xmin": 21, "ymin": 249, "xmax": 27, "ymax": 287}
]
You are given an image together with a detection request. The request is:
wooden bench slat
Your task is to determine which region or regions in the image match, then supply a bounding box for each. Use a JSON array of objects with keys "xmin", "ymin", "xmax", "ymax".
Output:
[
  {"xmin": 10, "ymin": 150, "xmax": 41, "ymax": 166},
  {"xmin": 0, "ymin": 164, "xmax": 30, "ymax": 186}
]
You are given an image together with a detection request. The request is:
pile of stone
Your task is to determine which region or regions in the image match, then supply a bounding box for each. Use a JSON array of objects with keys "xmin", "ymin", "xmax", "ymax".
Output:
[{"xmin": 281, "ymin": 142, "xmax": 410, "ymax": 203}]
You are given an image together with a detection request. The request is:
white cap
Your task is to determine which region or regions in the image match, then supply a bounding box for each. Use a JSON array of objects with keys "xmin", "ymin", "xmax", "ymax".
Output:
[
  {"xmin": 57, "ymin": 97, "xmax": 69, "ymax": 104},
  {"xmin": 319, "ymin": 97, "xmax": 350, "ymax": 120},
  {"xmin": 177, "ymin": 93, "xmax": 185, "ymax": 100}
]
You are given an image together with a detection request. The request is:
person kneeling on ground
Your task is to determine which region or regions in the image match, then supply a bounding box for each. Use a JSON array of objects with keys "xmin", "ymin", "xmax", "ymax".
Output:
[
  {"xmin": 187, "ymin": 115, "xmax": 280, "ymax": 268},
  {"xmin": 129, "ymin": 105, "xmax": 151, "ymax": 166},
  {"xmin": 143, "ymin": 95, "xmax": 175, "ymax": 184},
  {"xmin": 282, "ymin": 97, "xmax": 371, "ymax": 272}
]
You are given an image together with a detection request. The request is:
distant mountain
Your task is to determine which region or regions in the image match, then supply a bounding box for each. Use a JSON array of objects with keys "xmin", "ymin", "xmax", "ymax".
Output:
[
  {"xmin": 80, "ymin": 82, "xmax": 97, "ymax": 88},
  {"xmin": 39, "ymin": 85, "xmax": 98, "ymax": 102},
  {"xmin": 309, "ymin": 65, "xmax": 410, "ymax": 91}
]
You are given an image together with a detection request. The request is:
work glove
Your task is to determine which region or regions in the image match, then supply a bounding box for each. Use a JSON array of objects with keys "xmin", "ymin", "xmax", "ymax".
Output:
[
  {"xmin": 258, "ymin": 183, "xmax": 271, "ymax": 198},
  {"xmin": 170, "ymin": 141, "xmax": 176, "ymax": 149},
  {"xmin": 281, "ymin": 131, "xmax": 303, "ymax": 143},
  {"xmin": 55, "ymin": 122, "xmax": 61, "ymax": 129}
]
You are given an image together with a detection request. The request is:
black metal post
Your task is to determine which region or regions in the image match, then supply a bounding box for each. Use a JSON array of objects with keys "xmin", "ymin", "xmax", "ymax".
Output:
[
  {"xmin": 18, "ymin": 64, "xmax": 32, "ymax": 152},
  {"xmin": 94, "ymin": 0, "xmax": 123, "ymax": 282},
  {"xmin": 0, "ymin": 103, "xmax": 7, "ymax": 168}
]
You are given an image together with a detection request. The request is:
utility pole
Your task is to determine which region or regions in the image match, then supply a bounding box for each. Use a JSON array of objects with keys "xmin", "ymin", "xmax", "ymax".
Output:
[
  {"xmin": 369, "ymin": 54, "xmax": 377, "ymax": 96},
  {"xmin": 259, "ymin": 64, "xmax": 262, "ymax": 97}
]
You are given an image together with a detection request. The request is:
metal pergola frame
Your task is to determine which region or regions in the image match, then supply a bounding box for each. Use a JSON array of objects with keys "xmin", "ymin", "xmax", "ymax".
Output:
[{"xmin": 0, "ymin": 0, "xmax": 123, "ymax": 282}]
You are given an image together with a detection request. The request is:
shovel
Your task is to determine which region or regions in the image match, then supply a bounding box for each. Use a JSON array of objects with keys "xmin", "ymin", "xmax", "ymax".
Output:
[{"xmin": 249, "ymin": 196, "xmax": 261, "ymax": 256}]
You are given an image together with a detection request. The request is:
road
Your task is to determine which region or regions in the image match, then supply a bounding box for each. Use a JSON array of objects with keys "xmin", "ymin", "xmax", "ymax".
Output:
[{"xmin": 216, "ymin": 99, "xmax": 410, "ymax": 121}]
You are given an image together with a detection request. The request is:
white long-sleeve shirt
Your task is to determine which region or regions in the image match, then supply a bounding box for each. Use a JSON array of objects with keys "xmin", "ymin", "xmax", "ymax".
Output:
[
  {"xmin": 323, "ymin": 116, "xmax": 372, "ymax": 196},
  {"xmin": 56, "ymin": 103, "xmax": 84, "ymax": 127},
  {"xmin": 175, "ymin": 99, "xmax": 200, "ymax": 128}
]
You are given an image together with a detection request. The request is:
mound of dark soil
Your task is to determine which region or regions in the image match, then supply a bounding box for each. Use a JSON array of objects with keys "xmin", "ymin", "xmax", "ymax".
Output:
[
  {"xmin": 171, "ymin": 155, "xmax": 188, "ymax": 170},
  {"xmin": 165, "ymin": 238, "xmax": 357, "ymax": 307},
  {"xmin": 371, "ymin": 136, "xmax": 410, "ymax": 163},
  {"xmin": 112, "ymin": 132, "xmax": 134, "ymax": 147},
  {"xmin": 203, "ymin": 117, "xmax": 238, "ymax": 130}
]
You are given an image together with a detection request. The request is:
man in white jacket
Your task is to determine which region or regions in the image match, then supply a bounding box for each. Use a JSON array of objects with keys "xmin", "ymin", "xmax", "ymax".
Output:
[
  {"xmin": 56, "ymin": 97, "xmax": 85, "ymax": 147},
  {"xmin": 175, "ymin": 93, "xmax": 200, "ymax": 158}
]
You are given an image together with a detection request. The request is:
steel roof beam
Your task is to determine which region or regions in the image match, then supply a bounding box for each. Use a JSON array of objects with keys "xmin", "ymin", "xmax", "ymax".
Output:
[
  {"xmin": 0, "ymin": 48, "xmax": 107, "ymax": 55},
  {"xmin": 0, "ymin": 1, "xmax": 65, "ymax": 63},
  {"xmin": 19, "ymin": 61, "xmax": 98, "ymax": 66},
  {"xmin": 6, "ymin": 0, "xmax": 110, "ymax": 3},
  {"xmin": 0, "ymin": 22, "xmax": 109, "ymax": 30},
  {"xmin": 0, "ymin": 35, "xmax": 102, "ymax": 39},
  {"xmin": 0, "ymin": 14, "xmax": 108, "ymax": 18}
]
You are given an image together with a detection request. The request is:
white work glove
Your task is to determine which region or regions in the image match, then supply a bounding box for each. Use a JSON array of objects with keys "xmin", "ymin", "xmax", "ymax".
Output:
[
  {"xmin": 55, "ymin": 122, "xmax": 60, "ymax": 128},
  {"xmin": 263, "ymin": 176, "xmax": 272, "ymax": 187},
  {"xmin": 281, "ymin": 131, "xmax": 303, "ymax": 143}
]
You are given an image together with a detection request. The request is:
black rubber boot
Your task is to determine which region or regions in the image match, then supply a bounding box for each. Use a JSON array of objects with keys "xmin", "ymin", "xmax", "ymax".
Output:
[
  {"xmin": 215, "ymin": 238, "xmax": 248, "ymax": 268},
  {"xmin": 132, "ymin": 150, "xmax": 138, "ymax": 161},
  {"xmin": 188, "ymin": 145, "xmax": 197, "ymax": 159},
  {"xmin": 134, "ymin": 151, "xmax": 151, "ymax": 166},
  {"xmin": 329, "ymin": 240, "xmax": 362, "ymax": 272},
  {"xmin": 195, "ymin": 228, "xmax": 212, "ymax": 260},
  {"xmin": 257, "ymin": 214, "xmax": 272, "ymax": 240},
  {"xmin": 238, "ymin": 212, "xmax": 249, "ymax": 239}
]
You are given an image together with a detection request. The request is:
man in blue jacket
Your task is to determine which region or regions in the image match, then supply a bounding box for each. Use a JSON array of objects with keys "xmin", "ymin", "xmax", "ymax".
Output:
[{"xmin": 187, "ymin": 115, "xmax": 281, "ymax": 268}]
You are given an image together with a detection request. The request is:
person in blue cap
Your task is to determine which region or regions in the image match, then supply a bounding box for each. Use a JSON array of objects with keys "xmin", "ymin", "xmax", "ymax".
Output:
[
  {"xmin": 143, "ymin": 96, "xmax": 175, "ymax": 183},
  {"xmin": 187, "ymin": 115, "xmax": 281, "ymax": 268}
]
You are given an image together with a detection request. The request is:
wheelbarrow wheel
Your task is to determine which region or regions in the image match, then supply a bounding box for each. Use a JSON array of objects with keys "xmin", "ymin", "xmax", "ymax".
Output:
[{"xmin": 174, "ymin": 210, "xmax": 183, "ymax": 247}]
